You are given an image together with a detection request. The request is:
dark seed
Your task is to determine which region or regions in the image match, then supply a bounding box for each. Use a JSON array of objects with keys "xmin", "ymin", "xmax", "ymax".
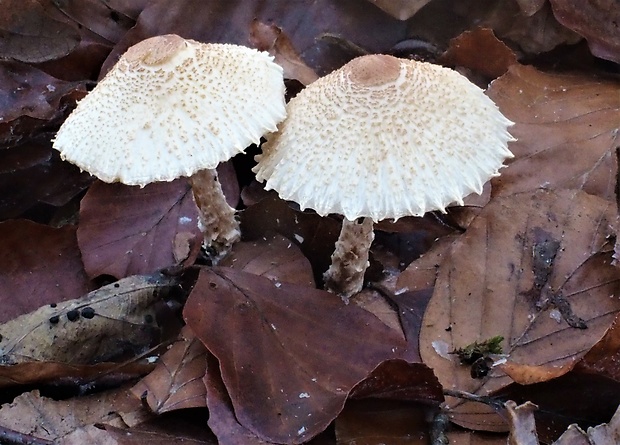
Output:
[
  {"xmin": 49, "ymin": 315, "xmax": 60, "ymax": 324},
  {"xmin": 81, "ymin": 307, "xmax": 96, "ymax": 319},
  {"xmin": 67, "ymin": 310, "xmax": 80, "ymax": 322}
]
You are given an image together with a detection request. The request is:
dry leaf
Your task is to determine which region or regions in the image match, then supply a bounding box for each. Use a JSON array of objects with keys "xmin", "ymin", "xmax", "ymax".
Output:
[
  {"xmin": 184, "ymin": 267, "xmax": 406, "ymax": 443},
  {"xmin": 506, "ymin": 401, "xmax": 539, "ymax": 445},
  {"xmin": 488, "ymin": 65, "xmax": 620, "ymax": 202},
  {"xmin": 0, "ymin": 273, "xmax": 176, "ymax": 364},
  {"xmin": 77, "ymin": 179, "xmax": 202, "ymax": 279},
  {"xmin": 0, "ymin": 220, "xmax": 90, "ymax": 323},
  {"xmin": 220, "ymin": 232, "xmax": 315, "ymax": 287},
  {"xmin": 131, "ymin": 326, "xmax": 209, "ymax": 414},
  {"xmin": 365, "ymin": 0, "xmax": 432, "ymax": 21},
  {"xmin": 249, "ymin": 21, "xmax": 319, "ymax": 86},
  {"xmin": 549, "ymin": 0, "xmax": 620, "ymax": 63},
  {"xmin": 419, "ymin": 189, "xmax": 620, "ymax": 432},
  {"xmin": 553, "ymin": 403, "xmax": 620, "ymax": 444}
]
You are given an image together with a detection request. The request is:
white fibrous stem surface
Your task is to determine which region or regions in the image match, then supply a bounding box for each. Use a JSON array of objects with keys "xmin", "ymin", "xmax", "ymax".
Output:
[
  {"xmin": 324, "ymin": 217, "xmax": 375, "ymax": 302},
  {"xmin": 190, "ymin": 168, "xmax": 240, "ymax": 262}
]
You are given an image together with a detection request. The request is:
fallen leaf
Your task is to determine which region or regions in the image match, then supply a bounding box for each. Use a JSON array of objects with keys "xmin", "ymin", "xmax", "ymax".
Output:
[
  {"xmin": 577, "ymin": 317, "xmax": 620, "ymax": 381},
  {"xmin": 365, "ymin": 0, "xmax": 432, "ymax": 21},
  {"xmin": 0, "ymin": 220, "xmax": 90, "ymax": 323},
  {"xmin": 0, "ymin": 0, "xmax": 80, "ymax": 63},
  {"xmin": 506, "ymin": 401, "xmax": 539, "ymax": 445},
  {"xmin": 249, "ymin": 21, "xmax": 319, "ymax": 86},
  {"xmin": 0, "ymin": 141, "xmax": 92, "ymax": 220},
  {"xmin": 552, "ymin": 403, "xmax": 620, "ymax": 445},
  {"xmin": 184, "ymin": 267, "xmax": 406, "ymax": 443},
  {"xmin": 335, "ymin": 400, "xmax": 430, "ymax": 445},
  {"xmin": 0, "ymin": 386, "xmax": 150, "ymax": 442},
  {"xmin": 0, "ymin": 273, "xmax": 176, "ymax": 364},
  {"xmin": 220, "ymin": 232, "xmax": 315, "ymax": 287},
  {"xmin": 419, "ymin": 189, "xmax": 620, "ymax": 432},
  {"xmin": 205, "ymin": 353, "xmax": 277, "ymax": 445},
  {"xmin": 549, "ymin": 0, "xmax": 620, "ymax": 63},
  {"xmin": 77, "ymin": 179, "xmax": 201, "ymax": 280},
  {"xmin": 440, "ymin": 27, "xmax": 518, "ymax": 78},
  {"xmin": 131, "ymin": 326, "xmax": 209, "ymax": 414},
  {"xmin": 488, "ymin": 64, "xmax": 620, "ymax": 202}
]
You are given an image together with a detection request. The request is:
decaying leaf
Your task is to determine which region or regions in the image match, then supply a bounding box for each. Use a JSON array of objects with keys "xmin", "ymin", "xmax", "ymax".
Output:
[
  {"xmin": 184, "ymin": 267, "xmax": 406, "ymax": 443},
  {"xmin": 0, "ymin": 273, "xmax": 177, "ymax": 365},
  {"xmin": 488, "ymin": 65, "xmax": 620, "ymax": 201},
  {"xmin": 549, "ymin": 0, "xmax": 620, "ymax": 63},
  {"xmin": 365, "ymin": 0, "xmax": 431, "ymax": 21},
  {"xmin": 77, "ymin": 179, "xmax": 202, "ymax": 280},
  {"xmin": 440, "ymin": 27, "xmax": 518, "ymax": 78},
  {"xmin": 131, "ymin": 326, "xmax": 209, "ymax": 414},
  {"xmin": 0, "ymin": 0, "xmax": 80, "ymax": 63},
  {"xmin": 220, "ymin": 232, "xmax": 315, "ymax": 287},
  {"xmin": 506, "ymin": 401, "xmax": 539, "ymax": 445},
  {"xmin": 249, "ymin": 21, "xmax": 319, "ymax": 86},
  {"xmin": 0, "ymin": 220, "xmax": 90, "ymax": 323},
  {"xmin": 0, "ymin": 386, "xmax": 150, "ymax": 443},
  {"xmin": 552, "ymin": 403, "xmax": 620, "ymax": 444},
  {"xmin": 419, "ymin": 189, "xmax": 620, "ymax": 432}
]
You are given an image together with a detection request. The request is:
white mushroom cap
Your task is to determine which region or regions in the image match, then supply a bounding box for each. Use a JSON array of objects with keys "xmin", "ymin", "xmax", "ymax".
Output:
[
  {"xmin": 254, "ymin": 54, "xmax": 514, "ymax": 222},
  {"xmin": 53, "ymin": 34, "xmax": 286, "ymax": 186}
]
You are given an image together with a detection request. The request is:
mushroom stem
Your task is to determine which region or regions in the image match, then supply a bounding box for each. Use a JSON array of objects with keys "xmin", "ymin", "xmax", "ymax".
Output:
[
  {"xmin": 189, "ymin": 168, "xmax": 240, "ymax": 263},
  {"xmin": 324, "ymin": 217, "xmax": 375, "ymax": 302}
]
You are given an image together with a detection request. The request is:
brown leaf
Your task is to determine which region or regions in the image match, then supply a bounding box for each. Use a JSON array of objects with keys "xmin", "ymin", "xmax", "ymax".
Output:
[
  {"xmin": 0, "ymin": 0, "xmax": 80, "ymax": 63},
  {"xmin": 240, "ymin": 195, "xmax": 341, "ymax": 284},
  {"xmin": 577, "ymin": 317, "xmax": 620, "ymax": 381},
  {"xmin": 77, "ymin": 179, "xmax": 201, "ymax": 279},
  {"xmin": 0, "ymin": 62, "xmax": 87, "ymax": 146},
  {"xmin": 220, "ymin": 232, "xmax": 315, "ymax": 287},
  {"xmin": 0, "ymin": 220, "xmax": 90, "ymax": 323},
  {"xmin": 205, "ymin": 353, "xmax": 276, "ymax": 445},
  {"xmin": 249, "ymin": 21, "xmax": 319, "ymax": 86},
  {"xmin": 365, "ymin": 0, "xmax": 432, "ymax": 20},
  {"xmin": 419, "ymin": 189, "xmax": 620, "ymax": 432},
  {"xmin": 0, "ymin": 142, "xmax": 92, "ymax": 220},
  {"xmin": 335, "ymin": 400, "xmax": 431, "ymax": 445},
  {"xmin": 440, "ymin": 27, "xmax": 518, "ymax": 78},
  {"xmin": 549, "ymin": 0, "xmax": 620, "ymax": 63},
  {"xmin": 488, "ymin": 65, "xmax": 620, "ymax": 202},
  {"xmin": 552, "ymin": 403, "xmax": 620, "ymax": 445},
  {"xmin": 506, "ymin": 401, "xmax": 539, "ymax": 445},
  {"xmin": 184, "ymin": 267, "xmax": 406, "ymax": 443},
  {"xmin": 0, "ymin": 386, "xmax": 150, "ymax": 442},
  {"xmin": 131, "ymin": 326, "xmax": 209, "ymax": 414},
  {"xmin": 0, "ymin": 273, "xmax": 175, "ymax": 365}
]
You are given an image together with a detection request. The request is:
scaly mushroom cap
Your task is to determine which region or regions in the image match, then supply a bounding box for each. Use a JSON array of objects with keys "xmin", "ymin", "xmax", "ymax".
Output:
[
  {"xmin": 254, "ymin": 54, "xmax": 514, "ymax": 222},
  {"xmin": 53, "ymin": 34, "xmax": 286, "ymax": 186}
]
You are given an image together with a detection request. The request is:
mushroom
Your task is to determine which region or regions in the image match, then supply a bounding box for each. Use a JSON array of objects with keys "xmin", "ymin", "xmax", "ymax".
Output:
[
  {"xmin": 254, "ymin": 54, "xmax": 514, "ymax": 300},
  {"xmin": 53, "ymin": 34, "xmax": 286, "ymax": 260}
]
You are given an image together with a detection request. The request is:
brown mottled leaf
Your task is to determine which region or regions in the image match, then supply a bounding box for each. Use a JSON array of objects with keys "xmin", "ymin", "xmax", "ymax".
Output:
[
  {"xmin": 549, "ymin": 0, "xmax": 620, "ymax": 63},
  {"xmin": 221, "ymin": 232, "xmax": 315, "ymax": 287},
  {"xmin": 0, "ymin": 0, "xmax": 80, "ymax": 63},
  {"xmin": 489, "ymin": 65, "xmax": 620, "ymax": 201},
  {"xmin": 249, "ymin": 21, "xmax": 319, "ymax": 86},
  {"xmin": 184, "ymin": 267, "xmax": 405, "ymax": 443},
  {"xmin": 420, "ymin": 189, "xmax": 620, "ymax": 432},
  {"xmin": 577, "ymin": 317, "xmax": 620, "ymax": 382},
  {"xmin": 0, "ymin": 274, "xmax": 174, "ymax": 365},
  {"xmin": 440, "ymin": 27, "xmax": 517, "ymax": 78},
  {"xmin": 0, "ymin": 220, "xmax": 90, "ymax": 323},
  {"xmin": 131, "ymin": 326, "xmax": 208, "ymax": 414},
  {"xmin": 77, "ymin": 179, "xmax": 201, "ymax": 280}
]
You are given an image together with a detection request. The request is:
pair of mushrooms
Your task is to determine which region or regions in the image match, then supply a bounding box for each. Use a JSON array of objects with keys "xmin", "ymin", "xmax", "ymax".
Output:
[{"xmin": 53, "ymin": 34, "xmax": 514, "ymax": 300}]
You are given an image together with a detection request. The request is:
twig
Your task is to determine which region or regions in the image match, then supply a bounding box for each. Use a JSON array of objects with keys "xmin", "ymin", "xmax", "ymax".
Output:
[
  {"xmin": 0, "ymin": 426, "xmax": 53, "ymax": 445},
  {"xmin": 443, "ymin": 388, "xmax": 506, "ymax": 411}
]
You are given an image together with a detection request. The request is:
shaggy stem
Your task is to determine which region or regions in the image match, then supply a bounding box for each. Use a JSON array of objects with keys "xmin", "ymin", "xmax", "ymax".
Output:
[
  {"xmin": 324, "ymin": 217, "xmax": 375, "ymax": 302},
  {"xmin": 189, "ymin": 168, "xmax": 240, "ymax": 263}
]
